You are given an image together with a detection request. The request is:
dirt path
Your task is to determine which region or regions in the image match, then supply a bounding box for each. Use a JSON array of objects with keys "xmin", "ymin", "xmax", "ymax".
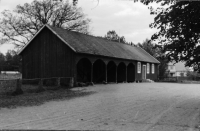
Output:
[{"xmin": 0, "ymin": 83, "xmax": 200, "ymax": 131}]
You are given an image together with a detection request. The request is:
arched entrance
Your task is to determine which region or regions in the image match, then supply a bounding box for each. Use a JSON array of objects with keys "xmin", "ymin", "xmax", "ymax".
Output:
[
  {"xmin": 127, "ymin": 63, "xmax": 135, "ymax": 82},
  {"xmin": 107, "ymin": 61, "xmax": 117, "ymax": 82},
  {"xmin": 77, "ymin": 58, "xmax": 91, "ymax": 82},
  {"xmin": 117, "ymin": 62, "xmax": 126, "ymax": 83},
  {"xmin": 93, "ymin": 59, "xmax": 106, "ymax": 83}
]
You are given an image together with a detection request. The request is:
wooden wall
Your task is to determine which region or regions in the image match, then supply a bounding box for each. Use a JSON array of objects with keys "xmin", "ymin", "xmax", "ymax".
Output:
[
  {"xmin": 135, "ymin": 62, "xmax": 158, "ymax": 81},
  {"xmin": 75, "ymin": 53, "xmax": 159, "ymax": 82},
  {"xmin": 20, "ymin": 26, "xmax": 159, "ymax": 82},
  {"xmin": 21, "ymin": 27, "xmax": 75, "ymax": 79}
]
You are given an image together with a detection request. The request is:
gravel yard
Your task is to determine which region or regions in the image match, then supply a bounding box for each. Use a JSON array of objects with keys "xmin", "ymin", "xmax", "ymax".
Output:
[{"xmin": 0, "ymin": 82, "xmax": 200, "ymax": 131}]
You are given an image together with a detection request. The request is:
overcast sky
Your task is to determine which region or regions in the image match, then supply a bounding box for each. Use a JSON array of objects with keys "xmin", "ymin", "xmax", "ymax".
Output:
[{"xmin": 0, "ymin": 0, "xmax": 158, "ymax": 54}]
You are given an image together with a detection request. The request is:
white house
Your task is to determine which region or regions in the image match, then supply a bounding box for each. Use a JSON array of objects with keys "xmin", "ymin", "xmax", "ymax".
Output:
[{"xmin": 167, "ymin": 62, "xmax": 192, "ymax": 77}]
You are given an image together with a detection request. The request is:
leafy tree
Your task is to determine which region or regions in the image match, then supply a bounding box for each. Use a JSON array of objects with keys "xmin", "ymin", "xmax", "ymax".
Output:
[
  {"xmin": 104, "ymin": 30, "xmax": 126, "ymax": 44},
  {"xmin": 6, "ymin": 50, "xmax": 21, "ymax": 71},
  {"xmin": 0, "ymin": 0, "xmax": 91, "ymax": 47},
  {"xmin": 72, "ymin": 0, "xmax": 175, "ymax": 6},
  {"xmin": 187, "ymin": 71, "xmax": 200, "ymax": 81},
  {"xmin": 137, "ymin": 39, "xmax": 155, "ymax": 57},
  {"xmin": 148, "ymin": 1, "xmax": 200, "ymax": 72},
  {"xmin": 0, "ymin": 53, "xmax": 5, "ymax": 72},
  {"xmin": 0, "ymin": 50, "xmax": 21, "ymax": 71},
  {"xmin": 129, "ymin": 42, "xmax": 135, "ymax": 46}
]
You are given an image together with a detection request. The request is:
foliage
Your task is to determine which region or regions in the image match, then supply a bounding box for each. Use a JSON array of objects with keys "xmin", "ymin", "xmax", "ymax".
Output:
[
  {"xmin": 104, "ymin": 30, "xmax": 126, "ymax": 44},
  {"xmin": 137, "ymin": 39, "xmax": 155, "ymax": 57},
  {"xmin": 148, "ymin": 1, "xmax": 200, "ymax": 73},
  {"xmin": 0, "ymin": 53, "xmax": 5, "ymax": 72},
  {"xmin": 0, "ymin": 0, "xmax": 91, "ymax": 47},
  {"xmin": 0, "ymin": 50, "xmax": 20, "ymax": 72},
  {"xmin": 72, "ymin": 0, "xmax": 175, "ymax": 6},
  {"xmin": 138, "ymin": 38, "xmax": 169, "ymax": 78},
  {"xmin": 186, "ymin": 71, "xmax": 200, "ymax": 81},
  {"xmin": 0, "ymin": 85, "xmax": 95, "ymax": 109}
]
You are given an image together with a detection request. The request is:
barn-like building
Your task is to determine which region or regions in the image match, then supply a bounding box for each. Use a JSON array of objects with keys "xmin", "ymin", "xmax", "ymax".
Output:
[{"xmin": 18, "ymin": 25, "xmax": 160, "ymax": 84}]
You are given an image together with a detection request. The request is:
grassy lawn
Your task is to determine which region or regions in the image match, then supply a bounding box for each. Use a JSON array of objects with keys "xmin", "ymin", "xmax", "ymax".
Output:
[
  {"xmin": 0, "ymin": 86, "xmax": 95, "ymax": 109},
  {"xmin": 0, "ymin": 74, "xmax": 95, "ymax": 109}
]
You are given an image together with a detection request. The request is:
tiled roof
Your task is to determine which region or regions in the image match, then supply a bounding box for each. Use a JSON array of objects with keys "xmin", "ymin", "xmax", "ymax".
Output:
[{"xmin": 19, "ymin": 25, "xmax": 160, "ymax": 64}]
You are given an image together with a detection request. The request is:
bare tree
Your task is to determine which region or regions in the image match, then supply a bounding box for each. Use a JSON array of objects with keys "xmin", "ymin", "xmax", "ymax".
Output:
[{"xmin": 0, "ymin": 0, "xmax": 91, "ymax": 47}]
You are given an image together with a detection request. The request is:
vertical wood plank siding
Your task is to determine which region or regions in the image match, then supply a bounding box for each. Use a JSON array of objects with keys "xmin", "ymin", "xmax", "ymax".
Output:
[{"xmin": 21, "ymin": 27, "xmax": 75, "ymax": 79}]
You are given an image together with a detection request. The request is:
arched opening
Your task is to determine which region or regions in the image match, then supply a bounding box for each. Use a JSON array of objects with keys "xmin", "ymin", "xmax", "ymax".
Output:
[
  {"xmin": 117, "ymin": 62, "xmax": 126, "ymax": 83},
  {"xmin": 127, "ymin": 63, "xmax": 135, "ymax": 82},
  {"xmin": 93, "ymin": 59, "xmax": 106, "ymax": 83},
  {"xmin": 107, "ymin": 61, "xmax": 117, "ymax": 82},
  {"xmin": 77, "ymin": 58, "xmax": 91, "ymax": 82}
]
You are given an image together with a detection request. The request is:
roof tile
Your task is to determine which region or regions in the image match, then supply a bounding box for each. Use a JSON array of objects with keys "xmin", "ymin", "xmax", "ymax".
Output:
[{"xmin": 49, "ymin": 26, "xmax": 159, "ymax": 63}]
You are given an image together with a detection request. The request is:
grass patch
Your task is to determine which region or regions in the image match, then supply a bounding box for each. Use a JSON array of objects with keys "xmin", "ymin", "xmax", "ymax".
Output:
[
  {"xmin": 179, "ymin": 80, "xmax": 200, "ymax": 84},
  {"xmin": 0, "ymin": 86, "xmax": 96, "ymax": 109}
]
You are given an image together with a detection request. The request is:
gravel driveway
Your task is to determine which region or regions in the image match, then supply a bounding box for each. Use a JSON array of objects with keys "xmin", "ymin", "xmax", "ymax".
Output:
[{"xmin": 0, "ymin": 82, "xmax": 200, "ymax": 131}]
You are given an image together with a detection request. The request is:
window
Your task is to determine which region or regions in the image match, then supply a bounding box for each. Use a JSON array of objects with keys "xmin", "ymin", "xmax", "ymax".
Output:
[
  {"xmin": 137, "ymin": 62, "xmax": 141, "ymax": 73},
  {"xmin": 147, "ymin": 63, "xmax": 150, "ymax": 74},
  {"xmin": 152, "ymin": 64, "xmax": 155, "ymax": 74}
]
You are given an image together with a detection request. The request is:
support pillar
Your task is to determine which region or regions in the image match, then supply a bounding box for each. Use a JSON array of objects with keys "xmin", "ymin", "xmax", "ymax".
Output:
[
  {"xmin": 125, "ymin": 66, "xmax": 127, "ymax": 83},
  {"xmin": 12, "ymin": 79, "xmax": 23, "ymax": 95},
  {"xmin": 105, "ymin": 64, "xmax": 107, "ymax": 83},
  {"xmin": 91, "ymin": 63, "xmax": 93, "ymax": 83},
  {"xmin": 116, "ymin": 66, "xmax": 118, "ymax": 83},
  {"xmin": 37, "ymin": 79, "xmax": 45, "ymax": 92},
  {"xmin": 70, "ymin": 77, "xmax": 74, "ymax": 87},
  {"xmin": 57, "ymin": 78, "xmax": 60, "ymax": 88}
]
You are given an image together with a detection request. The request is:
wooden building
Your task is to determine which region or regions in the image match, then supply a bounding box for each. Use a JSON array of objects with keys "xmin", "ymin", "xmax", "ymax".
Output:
[{"xmin": 18, "ymin": 25, "xmax": 160, "ymax": 84}]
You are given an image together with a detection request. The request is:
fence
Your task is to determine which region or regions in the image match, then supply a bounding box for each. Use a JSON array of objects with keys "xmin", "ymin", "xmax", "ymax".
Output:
[
  {"xmin": 159, "ymin": 76, "xmax": 200, "ymax": 82},
  {"xmin": 0, "ymin": 77, "xmax": 74, "ymax": 95},
  {"xmin": 159, "ymin": 77, "xmax": 178, "ymax": 82}
]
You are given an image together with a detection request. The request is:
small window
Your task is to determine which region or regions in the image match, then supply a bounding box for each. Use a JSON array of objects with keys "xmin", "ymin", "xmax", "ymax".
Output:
[
  {"xmin": 137, "ymin": 62, "xmax": 141, "ymax": 73},
  {"xmin": 152, "ymin": 64, "xmax": 155, "ymax": 74},
  {"xmin": 147, "ymin": 63, "xmax": 150, "ymax": 74}
]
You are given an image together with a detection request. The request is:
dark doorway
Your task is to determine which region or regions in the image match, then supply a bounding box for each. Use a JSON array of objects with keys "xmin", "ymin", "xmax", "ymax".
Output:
[
  {"xmin": 77, "ymin": 58, "xmax": 91, "ymax": 82},
  {"xmin": 117, "ymin": 62, "xmax": 126, "ymax": 83},
  {"xmin": 107, "ymin": 61, "xmax": 117, "ymax": 82},
  {"xmin": 127, "ymin": 63, "xmax": 135, "ymax": 82},
  {"xmin": 93, "ymin": 59, "xmax": 106, "ymax": 83}
]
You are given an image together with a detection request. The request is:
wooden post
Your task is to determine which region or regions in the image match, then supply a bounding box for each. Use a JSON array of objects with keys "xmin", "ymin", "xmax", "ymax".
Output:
[
  {"xmin": 57, "ymin": 78, "xmax": 60, "ymax": 88},
  {"xmin": 116, "ymin": 66, "xmax": 118, "ymax": 83},
  {"xmin": 37, "ymin": 79, "xmax": 45, "ymax": 92},
  {"xmin": 91, "ymin": 63, "xmax": 93, "ymax": 83},
  {"xmin": 69, "ymin": 77, "xmax": 74, "ymax": 87},
  {"xmin": 12, "ymin": 79, "xmax": 23, "ymax": 95},
  {"xmin": 125, "ymin": 66, "xmax": 127, "ymax": 83},
  {"xmin": 105, "ymin": 64, "xmax": 107, "ymax": 83}
]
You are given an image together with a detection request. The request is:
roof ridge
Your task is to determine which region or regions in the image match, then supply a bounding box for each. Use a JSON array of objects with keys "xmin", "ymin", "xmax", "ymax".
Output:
[
  {"xmin": 48, "ymin": 25, "xmax": 137, "ymax": 47},
  {"xmin": 137, "ymin": 46, "xmax": 160, "ymax": 63},
  {"xmin": 19, "ymin": 24, "xmax": 160, "ymax": 64}
]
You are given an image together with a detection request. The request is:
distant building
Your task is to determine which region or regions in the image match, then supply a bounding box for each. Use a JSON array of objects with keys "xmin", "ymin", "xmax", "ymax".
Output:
[
  {"xmin": 1, "ymin": 71, "xmax": 20, "ymax": 74},
  {"xmin": 167, "ymin": 62, "xmax": 192, "ymax": 77}
]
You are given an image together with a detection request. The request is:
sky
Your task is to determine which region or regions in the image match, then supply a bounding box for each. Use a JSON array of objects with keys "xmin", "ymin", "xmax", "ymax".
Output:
[{"xmin": 0, "ymin": 0, "xmax": 159, "ymax": 54}]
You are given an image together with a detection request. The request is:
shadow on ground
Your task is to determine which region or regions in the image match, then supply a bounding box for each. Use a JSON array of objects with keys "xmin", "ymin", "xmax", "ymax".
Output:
[{"xmin": 0, "ymin": 86, "xmax": 96, "ymax": 109}]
